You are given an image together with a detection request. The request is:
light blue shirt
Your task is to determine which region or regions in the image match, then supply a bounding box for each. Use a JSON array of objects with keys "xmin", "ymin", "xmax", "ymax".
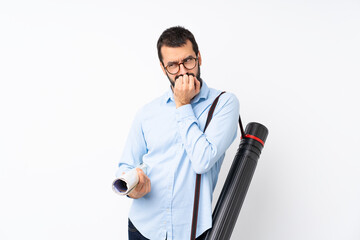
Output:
[{"xmin": 116, "ymin": 81, "xmax": 239, "ymax": 240}]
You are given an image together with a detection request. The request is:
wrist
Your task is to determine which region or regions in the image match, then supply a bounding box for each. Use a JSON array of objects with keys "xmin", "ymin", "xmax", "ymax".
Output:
[{"xmin": 175, "ymin": 99, "xmax": 190, "ymax": 108}]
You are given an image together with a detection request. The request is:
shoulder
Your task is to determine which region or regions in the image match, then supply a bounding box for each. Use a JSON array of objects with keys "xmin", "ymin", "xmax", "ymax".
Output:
[
  {"xmin": 133, "ymin": 92, "xmax": 168, "ymax": 121},
  {"xmin": 208, "ymin": 87, "xmax": 239, "ymax": 110}
]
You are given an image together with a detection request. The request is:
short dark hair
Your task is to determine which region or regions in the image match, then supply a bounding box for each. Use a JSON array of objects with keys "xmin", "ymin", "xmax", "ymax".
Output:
[{"xmin": 157, "ymin": 26, "xmax": 199, "ymax": 63}]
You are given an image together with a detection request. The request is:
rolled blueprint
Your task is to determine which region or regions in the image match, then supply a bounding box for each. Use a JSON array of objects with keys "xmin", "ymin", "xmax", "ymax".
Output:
[
  {"xmin": 204, "ymin": 122, "xmax": 268, "ymax": 240},
  {"xmin": 112, "ymin": 163, "xmax": 148, "ymax": 196}
]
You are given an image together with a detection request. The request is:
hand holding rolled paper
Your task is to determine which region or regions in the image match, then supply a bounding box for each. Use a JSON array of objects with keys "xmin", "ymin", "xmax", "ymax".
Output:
[
  {"xmin": 112, "ymin": 163, "xmax": 150, "ymax": 198},
  {"xmin": 128, "ymin": 168, "xmax": 151, "ymax": 199}
]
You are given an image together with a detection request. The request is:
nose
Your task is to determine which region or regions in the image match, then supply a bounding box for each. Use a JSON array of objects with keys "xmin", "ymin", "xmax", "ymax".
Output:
[{"xmin": 178, "ymin": 63, "xmax": 188, "ymax": 75}]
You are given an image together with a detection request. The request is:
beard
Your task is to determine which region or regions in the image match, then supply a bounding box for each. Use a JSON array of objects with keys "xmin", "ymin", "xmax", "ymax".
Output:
[{"xmin": 166, "ymin": 65, "xmax": 202, "ymax": 88}]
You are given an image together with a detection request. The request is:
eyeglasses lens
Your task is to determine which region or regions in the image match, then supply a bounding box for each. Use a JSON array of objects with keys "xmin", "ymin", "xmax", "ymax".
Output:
[{"xmin": 167, "ymin": 58, "xmax": 197, "ymax": 74}]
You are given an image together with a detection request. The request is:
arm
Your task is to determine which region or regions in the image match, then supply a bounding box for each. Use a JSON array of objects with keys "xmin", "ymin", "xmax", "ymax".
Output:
[
  {"xmin": 115, "ymin": 110, "xmax": 151, "ymax": 198},
  {"xmin": 172, "ymin": 75, "xmax": 239, "ymax": 174},
  {"xmin": 175, "ymin": 93, "xmax": 239, "ymax": 174}
]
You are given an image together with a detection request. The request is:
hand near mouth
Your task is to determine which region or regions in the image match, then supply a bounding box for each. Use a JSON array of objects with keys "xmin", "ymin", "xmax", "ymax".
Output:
[{"xmin": 172, "ymin": 73, "xmax": 201, "ymax": 108}]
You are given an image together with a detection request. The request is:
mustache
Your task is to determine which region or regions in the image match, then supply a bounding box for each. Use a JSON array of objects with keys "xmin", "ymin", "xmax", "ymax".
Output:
[{"xmin": 174, "ymin": 73, "xmax": 195, "ymax": 81}]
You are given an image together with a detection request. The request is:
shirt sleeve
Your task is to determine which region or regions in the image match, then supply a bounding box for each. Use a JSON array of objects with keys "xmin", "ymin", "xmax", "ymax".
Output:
[
  {"xmin": 115, "ymin": 109, "xmax": 147, "ymax": 178},
  {"xmin": 175, "ymin": 92, "xmax": 239, "ymax": 174}
]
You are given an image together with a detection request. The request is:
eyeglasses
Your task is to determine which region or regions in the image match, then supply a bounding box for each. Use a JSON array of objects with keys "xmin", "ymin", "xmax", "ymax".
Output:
[{"xmin": 164, "ymin": 57, "xmax": 198, "ymax": 75}]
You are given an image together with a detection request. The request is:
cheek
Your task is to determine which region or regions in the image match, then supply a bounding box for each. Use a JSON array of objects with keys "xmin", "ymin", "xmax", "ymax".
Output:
[
  {"xmin": 191, "ymin": 69, "xmax": 199, "ymax": 77},
  {"xmin": 168, "ymin": 75, "xmax": 176, "ymax": 82},
  {"xmin": 166, "ymin": 73, "xmax": 176, "ymax": 85}
]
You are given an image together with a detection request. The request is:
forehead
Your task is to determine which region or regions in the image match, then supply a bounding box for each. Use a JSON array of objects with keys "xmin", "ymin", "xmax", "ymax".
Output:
[{"xmin": 161, "ymin": 40, "xmax": 196, "ymax": 63}]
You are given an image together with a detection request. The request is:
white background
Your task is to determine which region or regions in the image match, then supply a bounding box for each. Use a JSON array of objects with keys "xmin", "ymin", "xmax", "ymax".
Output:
[{"xmin": 1, "ymin": 0, "xmax": 359, "ymax": 239}]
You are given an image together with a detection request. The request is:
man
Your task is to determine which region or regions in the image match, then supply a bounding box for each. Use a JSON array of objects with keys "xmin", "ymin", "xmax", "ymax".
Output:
[{"xmin": 115, "ymin": 26, "xmax": 239, "ymax": 240}]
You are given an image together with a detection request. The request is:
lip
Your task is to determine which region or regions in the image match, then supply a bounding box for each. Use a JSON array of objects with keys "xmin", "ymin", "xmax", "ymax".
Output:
[{"xmin": 175, "ymin": 73, "xmax": 195, "ymax": 81}]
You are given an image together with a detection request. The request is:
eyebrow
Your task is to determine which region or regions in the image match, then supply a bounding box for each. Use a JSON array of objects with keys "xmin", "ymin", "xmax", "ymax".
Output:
[{"xmin": 166, "ymin": 55, "xmax": 195, "ymax": 66}]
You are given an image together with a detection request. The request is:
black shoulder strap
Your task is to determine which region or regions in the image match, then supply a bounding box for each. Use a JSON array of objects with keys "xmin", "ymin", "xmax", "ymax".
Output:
[
  {"xmin": 203, "ymin": 91, "xmax": 226, "ymax": 132},
  {"xmin": 190, "ymin": 91, "xmax": 226, "ymax": 240}
]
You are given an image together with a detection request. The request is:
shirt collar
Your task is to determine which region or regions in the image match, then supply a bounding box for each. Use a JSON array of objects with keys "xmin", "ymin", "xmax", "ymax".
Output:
[{"xmin": 164, "ymin": 80, "xmax": 210, "ymax": 104}]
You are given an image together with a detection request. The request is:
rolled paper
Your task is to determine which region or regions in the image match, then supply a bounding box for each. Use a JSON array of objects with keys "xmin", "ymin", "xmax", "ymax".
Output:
[{"xmin": 112, "ymin": 163, "xmax": 148, "ymax": 196}]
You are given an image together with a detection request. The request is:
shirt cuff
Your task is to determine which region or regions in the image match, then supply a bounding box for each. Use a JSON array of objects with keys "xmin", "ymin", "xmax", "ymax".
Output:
[{"xmin": 175, "ymin": 104, "xmax": 196, "ymax": 122}]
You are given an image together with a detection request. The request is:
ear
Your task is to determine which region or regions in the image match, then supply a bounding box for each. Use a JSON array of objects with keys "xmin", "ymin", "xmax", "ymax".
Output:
[
  {"xmin": 198, "ymin": 51, "xmax": 202, "ymax": 66},
  {"xmin": 160, "ymin": 61, "xmax": 167, "ymax": 75}
]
